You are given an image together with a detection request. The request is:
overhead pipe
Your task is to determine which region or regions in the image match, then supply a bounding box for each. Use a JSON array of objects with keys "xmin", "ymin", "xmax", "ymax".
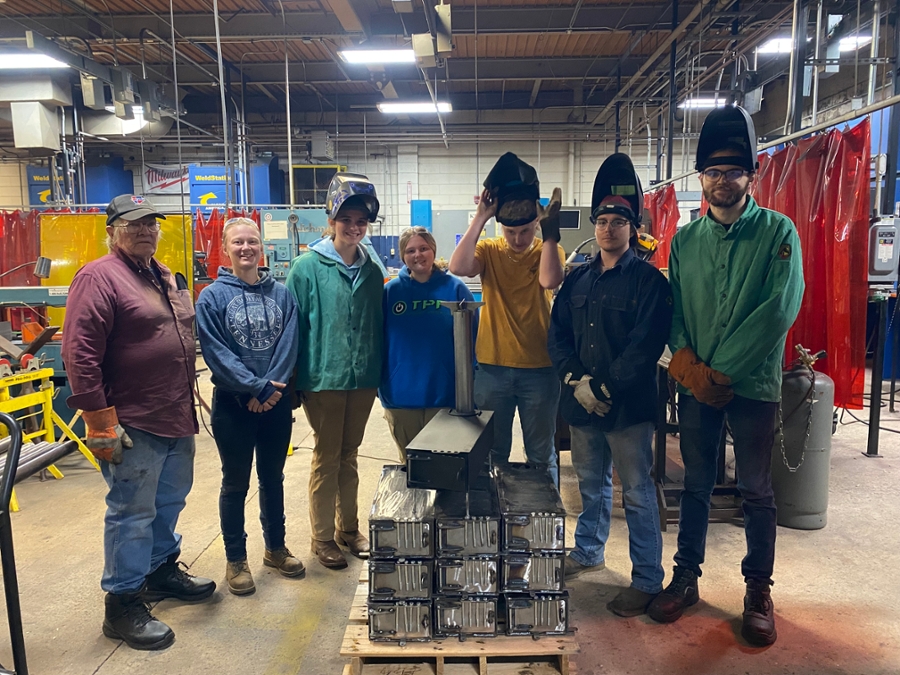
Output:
[
  {"xmin": 811, "ymin": 0, "xmax": 823, "ymax": 125},
  {"xmin": 169, "ymin": 0, "xmax": 189, "ymax": 264},
  {"xmin": 422, "ymin": 70, "xmax": 450, "ymax": 148},
  {"xmin": 880, "ymin": 0, "xmax": 900, "ymax": 216},
  {"xmin": 141, "ymin": 29, "xmax": 221, "ymax": 85},
  {"xmin": 279, "ymin": 0, "xmax": 295, "ymax": 207},
  {"xmin": 666, "ymin": 0, "xmax": 678, "ymax": 179},
  {"xmin": 567, "ymin": 141, "xmax": 575, "ymax": 205},
  {"xmin": 869, "ymin": 0, "xmax": 882, "ymax": 106}
]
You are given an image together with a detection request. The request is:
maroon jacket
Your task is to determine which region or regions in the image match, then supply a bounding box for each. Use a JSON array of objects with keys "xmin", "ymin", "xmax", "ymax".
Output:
[{"xmin": 62, "ymin": 247, "xmax": 198, "ymax": 438}]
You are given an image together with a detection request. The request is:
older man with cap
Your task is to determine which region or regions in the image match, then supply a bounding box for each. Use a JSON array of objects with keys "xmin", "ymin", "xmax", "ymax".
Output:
[
  {"xmin": 449, "ymin": 152, "xmax": 566, "ymax": 482},
  {"xmin": 646, "ymin": 106, "xmax": 804, "ymax": 647},
  {"xmin": 62, "ymin": 194, "xmax": 215, "ymax": 651},
  {"xmin": 549, "ymin": 153, "xmax": 672, "ymax": 617}
]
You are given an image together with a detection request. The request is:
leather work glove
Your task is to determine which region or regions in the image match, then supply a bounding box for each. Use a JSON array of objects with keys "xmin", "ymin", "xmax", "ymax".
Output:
[
  {"xmin": 570, "ymin": 376, "xmax": 612, "ymax": 417},
  {"xmin": 668, "ymin": 347, "xmax": 734, "ymax": 408},
  {"xmin": 538, "ymin": 187, "xmax": 563, "ymax": 243},
  {"xmin": 81, "ymin": 406, "xmax": 134, "ymax": 465}
]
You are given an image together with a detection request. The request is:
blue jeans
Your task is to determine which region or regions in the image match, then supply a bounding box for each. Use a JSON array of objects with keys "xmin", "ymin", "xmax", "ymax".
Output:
[
  {"xmin": 100, "ymin": 427, "xmax": 195, "ymax": 594},
  {"xmin": 675, "ymin": 394, "xmax": 778, "ymax": 582},
  {"xmin": 474, "ymin": 364, "xmax": 560, "ymax": 484},
  {"xmin": 211, "ymin": 389, "xmax": 292, "ymax": 562},
  {"xmin": 569, "ymin": 422, "xmax": 664, "ymax": 594}
]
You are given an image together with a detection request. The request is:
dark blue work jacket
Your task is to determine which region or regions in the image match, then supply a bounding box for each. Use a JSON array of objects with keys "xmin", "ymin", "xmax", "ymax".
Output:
[{"xmin": 548, "ymin": 248, "xmax": 673, "ymax": 431}]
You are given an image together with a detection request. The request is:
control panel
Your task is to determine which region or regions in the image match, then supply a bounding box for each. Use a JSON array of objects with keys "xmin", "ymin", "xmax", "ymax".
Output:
[{"xmin": 869, "ymin": 219, "xmax": 899, "ymax": 283}]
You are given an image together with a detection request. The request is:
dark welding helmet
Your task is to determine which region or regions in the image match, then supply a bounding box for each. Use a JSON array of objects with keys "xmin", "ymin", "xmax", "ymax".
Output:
[
  {"xmin": 695, "ymin": 104, "xmax": 759, "ymax": 172},
  {"xmin": 590, "ymin": 153, "xmax": 643, "ymax": 226},
  {"xmin": 484, "ymin": 152, "xmax": 541, "ymax": 226},
  {"xmin": 325, "ymin": 172, "xmax": 380, "ymax": 222}
]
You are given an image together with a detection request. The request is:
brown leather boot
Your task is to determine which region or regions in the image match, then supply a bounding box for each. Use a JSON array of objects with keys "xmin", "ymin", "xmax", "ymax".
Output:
[
  {"xmin": 336, "ymin": 530, "xmax": 370, "ymax": 558},
  {"xmin": 311, "ymin": 539, "xmax": 348, "ymax": 569}
]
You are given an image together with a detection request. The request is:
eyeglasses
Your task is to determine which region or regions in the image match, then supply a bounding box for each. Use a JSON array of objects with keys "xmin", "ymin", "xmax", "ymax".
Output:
[
  {"xmin": 114, "ymin": 221, "xmax": 161, "ymax": 234},
  {"xmin": 700, "ymin": 168, "xmax": 748, "ymax": 182},
  {"xmin": 594, "ymin": 218, "xmax": 630, "ymax": 230}
]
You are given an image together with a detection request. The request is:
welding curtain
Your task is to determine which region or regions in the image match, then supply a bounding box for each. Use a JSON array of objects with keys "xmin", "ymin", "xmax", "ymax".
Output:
[
  {"xmin": 643, "ymin": 183, "xmax": 680, "ymax": 271},
  {"xmin": 0, "ymin": 210, "xmax": 40, "ymax": 287},
  {"xmin": 194, "ymin": 208, "xmax": 262, "ymax": 299},
  {"xmin": 752, "ymin": 118, "xmax": 870, "ymax": 409}
]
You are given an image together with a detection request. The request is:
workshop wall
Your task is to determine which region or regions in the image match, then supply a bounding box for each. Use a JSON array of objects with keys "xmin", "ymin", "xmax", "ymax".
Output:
[{"xmin": 0, "ymin": 161, "xmax": 27, "ymax": 209}]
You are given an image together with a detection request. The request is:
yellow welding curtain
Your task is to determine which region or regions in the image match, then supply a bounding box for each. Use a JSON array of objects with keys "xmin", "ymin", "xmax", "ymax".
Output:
[{"xmin": 39, "ymin": 213, "xmax": 193, "ymax": 327}]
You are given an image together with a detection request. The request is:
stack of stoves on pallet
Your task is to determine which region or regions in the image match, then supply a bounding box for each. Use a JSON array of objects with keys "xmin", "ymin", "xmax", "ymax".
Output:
[{"xmin": 366, "ymin": 463, "xmax": 569, "ymax": 642}]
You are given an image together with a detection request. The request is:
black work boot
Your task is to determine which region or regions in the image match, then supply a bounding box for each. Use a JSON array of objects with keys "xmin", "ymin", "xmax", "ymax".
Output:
[
  {"xmin": 647, "ymin": 566, "xmax": 700, "ymax": 623},
  {"xmin": 103, "ymin": 590, "xmax": 174, "ymax": 651},
  {"xmin": 742, "ymin": 578, "xmax": 777, "ymax": 646},
  {"xmin": 143, "ymin": 554, "xmax": 216, "ymax": 602}
]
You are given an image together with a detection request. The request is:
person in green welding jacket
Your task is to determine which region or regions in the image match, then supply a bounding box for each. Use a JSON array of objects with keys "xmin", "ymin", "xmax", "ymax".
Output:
[{"xmin": 647, "ymin": 105, "xmax": 805, "ymax": 648}]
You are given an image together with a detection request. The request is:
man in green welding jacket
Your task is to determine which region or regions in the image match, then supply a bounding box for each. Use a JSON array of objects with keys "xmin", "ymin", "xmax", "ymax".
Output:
[{"xmin": 647, "ymin": 105, "xmax": 805, "ymax": 647}]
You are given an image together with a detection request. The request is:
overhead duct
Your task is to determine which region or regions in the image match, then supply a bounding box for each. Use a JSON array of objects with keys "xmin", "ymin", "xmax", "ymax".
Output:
[
  {"xmin": 81, "ymin": 110, "xmax": 174, "ymax": 138},
  {"xmin": 10, "ymin": 102, "xmax": 60, "ymax": 154}
]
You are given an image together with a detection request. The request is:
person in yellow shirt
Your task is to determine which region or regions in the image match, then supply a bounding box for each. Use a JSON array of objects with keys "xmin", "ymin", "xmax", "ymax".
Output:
[{"xmin": 449, "ymin": 152, "xmax": 565, "ymax": 482}]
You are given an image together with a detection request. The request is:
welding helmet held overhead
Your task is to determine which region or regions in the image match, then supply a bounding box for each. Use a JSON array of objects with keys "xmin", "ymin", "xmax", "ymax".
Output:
[
  {"xmin": 326, "ymin": 172, "xmax": 380, "ymax": 222},
  {"xmin": 484, "ymin": 152, "xmax": 541, "ymax": 226},
  {"xmin": 590, "ymin": 152, "xmax": 643, "ymax": 227},
  {"xmin": 695, "ymin": 104, "xmax": 759, "ymax": 172}
]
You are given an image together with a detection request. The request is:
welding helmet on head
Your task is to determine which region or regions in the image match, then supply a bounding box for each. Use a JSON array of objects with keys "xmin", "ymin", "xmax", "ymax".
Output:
[
  {"xmin": 695, "ymin": 104, "xmax": 759, "ymax": 172},
  {"xmin": 326, "ymin": 172, "xmax": 380, "ymax": 222},
  {"xmin": 484, "ymin": 152, "xmax": 541, "ymax": 226},
  {"xmin": 590, "ymin": 152, "xmax": 643, "ymax": 227}
]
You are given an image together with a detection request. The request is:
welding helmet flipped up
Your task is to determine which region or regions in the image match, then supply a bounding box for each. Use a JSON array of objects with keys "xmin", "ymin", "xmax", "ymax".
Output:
[
  {"xmin": 325, "ymin": 172, "xmax": 380, "ymax": 222},
  {"xmin": 484, "ymin": 152, "xmax": 541, "ymax": 226},
  {"xmin": 695, "ymin": 104, "xmax": 759, "ymax": 172},
  {"xmin": 590, "ymin": 152, "xmax": 643, "ymax": 226}
]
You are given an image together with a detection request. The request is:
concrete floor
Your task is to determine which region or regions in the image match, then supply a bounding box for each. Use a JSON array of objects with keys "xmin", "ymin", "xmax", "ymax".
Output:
[{"xmin": 1, "ymin": 366, "xmax": 899, "ymax": 675}]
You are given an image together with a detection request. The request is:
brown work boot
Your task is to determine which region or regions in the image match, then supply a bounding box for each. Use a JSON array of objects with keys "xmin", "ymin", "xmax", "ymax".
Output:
[
  {"xmin": 607, "ymin": 586, "xmax": 658, "ymax": 618},
  {"xmin": 225, "ymin": 560, "xmax": 255, "ymax": 596},
  {"xmin": 311, "ymin": 539, "xmax": 348, "ymax": 569},
  {"xmin": 264, "ymin": 547, "xmax": 306, "ymax": 578},
  {"xmin": 336, "ymin": 530, "xmax": 370, "ymax": 558}
]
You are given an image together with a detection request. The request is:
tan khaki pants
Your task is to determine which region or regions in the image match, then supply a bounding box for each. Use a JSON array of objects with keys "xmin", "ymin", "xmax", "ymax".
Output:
[
  {"xmin": 383, "ymin": 407, "xmax": 443, "ymax": 462},
  {"xmin": 302, "ymin": 388, "xmax": 377, "ymax": 542}
]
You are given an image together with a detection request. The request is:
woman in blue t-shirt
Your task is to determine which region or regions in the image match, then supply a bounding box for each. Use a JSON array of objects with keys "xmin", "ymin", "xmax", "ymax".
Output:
[{"xmin": 379, "ymin": 226, "xmax": 475, "ymax": 460}]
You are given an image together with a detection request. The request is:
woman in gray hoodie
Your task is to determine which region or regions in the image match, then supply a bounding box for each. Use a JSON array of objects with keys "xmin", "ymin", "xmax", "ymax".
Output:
[{"xmin": 196, "ymin": 217, "xmax": 303, "ymax": 595}]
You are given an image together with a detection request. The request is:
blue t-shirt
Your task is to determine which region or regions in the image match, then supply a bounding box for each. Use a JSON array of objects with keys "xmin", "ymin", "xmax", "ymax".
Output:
[{"xmin": 379, "ymin": 267, "xmax": 475, "ymax": 409}]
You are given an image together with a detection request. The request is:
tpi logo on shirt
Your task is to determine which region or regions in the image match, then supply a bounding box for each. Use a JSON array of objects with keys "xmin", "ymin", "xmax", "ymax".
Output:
[
  {"xmin": 392, "ymin": 299, "xmax": 443, "ymax": 315},
  {"xmin": 226, "ymin": 294, "xmax": 284, "ymax": 350}
]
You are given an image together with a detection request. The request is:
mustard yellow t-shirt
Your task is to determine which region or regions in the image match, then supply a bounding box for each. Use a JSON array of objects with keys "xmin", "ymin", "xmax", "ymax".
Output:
[{"xmin": 474, "ymin": 237, "xmax": 566, "ymax": 368}]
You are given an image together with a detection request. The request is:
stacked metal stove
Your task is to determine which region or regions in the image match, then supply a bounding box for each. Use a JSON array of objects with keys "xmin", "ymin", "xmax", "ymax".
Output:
[
  {"xmin": 365, "ymin": 300, "xmax": 570, "ymax": 642},
  {"xmin": 367, "ymin": 462, "xmax": 569, "ymax": 642}
]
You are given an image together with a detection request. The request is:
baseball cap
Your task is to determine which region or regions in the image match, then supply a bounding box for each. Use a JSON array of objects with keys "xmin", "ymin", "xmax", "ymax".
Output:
[{"xmin": 105, "ymin": 194, "xmax": 167, "ymax": 227}]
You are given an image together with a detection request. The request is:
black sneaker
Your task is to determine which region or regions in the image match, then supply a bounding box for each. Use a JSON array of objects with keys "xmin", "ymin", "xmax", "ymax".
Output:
[
  {"xmin": 144, "ymin": 554, "xmax": 216, "ymax": 602},
  {"xmin": 647, "ymin": 566, "xmax": 699, "ymax": 623},
  {"xmin": 741, "ymin": 579, "xmax": 777, "ymax": 646},
  {"xmin": 102, "ymin": 590, "xmax": 174, "ymax": 651}
]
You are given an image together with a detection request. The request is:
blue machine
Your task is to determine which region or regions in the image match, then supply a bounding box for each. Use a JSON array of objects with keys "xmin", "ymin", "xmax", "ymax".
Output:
[{"xmin": 26, "ymin": 165, "xmax": 52, "ymax": 207}]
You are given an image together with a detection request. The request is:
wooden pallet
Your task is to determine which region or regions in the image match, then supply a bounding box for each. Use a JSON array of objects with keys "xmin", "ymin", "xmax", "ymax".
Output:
[{"xmin": 341, "ymin": 569, "xmax": 578, "ymax": 675}]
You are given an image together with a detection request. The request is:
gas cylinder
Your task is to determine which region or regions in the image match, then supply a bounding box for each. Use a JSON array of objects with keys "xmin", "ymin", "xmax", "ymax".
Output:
[{"xmin": 771, "ymin": 352, "xmax": 835, "ymax": 530}]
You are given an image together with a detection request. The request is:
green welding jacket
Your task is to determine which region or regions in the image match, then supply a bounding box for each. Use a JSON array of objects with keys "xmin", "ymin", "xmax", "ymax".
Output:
[{"xmin": 668, "ymin": 195, "xmax": 805, "ymax": 402}]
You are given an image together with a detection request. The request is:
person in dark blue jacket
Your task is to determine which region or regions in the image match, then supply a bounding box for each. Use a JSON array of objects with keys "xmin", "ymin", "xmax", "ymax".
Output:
[
  {"xmin": 380, "ymin": 226, "xmax": 475, "ymax": 460},
  {"xmin": 196, "ymin": 217, "xmax": 304, "ymax": 596},
  {"xmin": 549, "ymin": 154, "xmax": 673, "ymax": 618}
]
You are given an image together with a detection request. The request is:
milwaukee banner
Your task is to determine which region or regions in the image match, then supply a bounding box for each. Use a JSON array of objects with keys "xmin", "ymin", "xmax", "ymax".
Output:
[{"xmin": 142, "ymin": 163, "xmax": 188, "ymax": 194}]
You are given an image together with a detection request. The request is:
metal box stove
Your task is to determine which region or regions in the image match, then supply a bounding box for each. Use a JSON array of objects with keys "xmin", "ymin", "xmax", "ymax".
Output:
[
  {"xmin": 368, "ymin": 601, "xmax": 432, "ymax": 643},
  {"xmin": 495, "ymin": 463, "xmax": 566, "ymax": 553},
  {"xmin": 434, "ymin": 476, "xmax": 500, "ymax": 557},
  {"xmin": 435, "ymin": 557, "xmax": 499, "ymax": 596},
  {"xmin": 369, "ymin": 465, "xmax": 436, "ymax": 559},
  {"xmin": 368, "ymin": 559, "xmax": 433, "ymax": 601},
  {"xmin": 504, "ymin": 591, "xmax": 570, "ymax": 637},
  {"xmin": 501, "ymin": 554, "xmax": 564, "ymax": 593},
  {"xmin": 434, "ymin": 596, "xmax": 498, "ymax": 639}
]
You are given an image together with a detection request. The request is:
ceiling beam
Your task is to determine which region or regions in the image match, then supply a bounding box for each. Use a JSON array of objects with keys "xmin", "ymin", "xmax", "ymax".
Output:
[{"xmin": 529, "ymin": 79, "xmax": 542, "ymax": 107}]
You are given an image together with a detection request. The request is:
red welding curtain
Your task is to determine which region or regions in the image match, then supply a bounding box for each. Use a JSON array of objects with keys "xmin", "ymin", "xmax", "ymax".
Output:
[
  {"xmin": 0, "ymin": 210, "xmax": 40, "ymax": 287},
  {"xmin": 643, "ymin": 184, "xmax": 680, "ymax": 270},
  {"xmin": 752, "ymin": 119, "xmax": 870, "ymax": 409},
  {"xmin": 193, "ymin": 208, "xmax": 262, "ymax": 299}
]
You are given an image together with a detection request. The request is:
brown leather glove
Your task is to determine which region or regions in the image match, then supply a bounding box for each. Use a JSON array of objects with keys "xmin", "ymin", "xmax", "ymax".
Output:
[
  {"xmin": 81, "ymin": 406, "xmax": 133, "ymax": 464},
  {"xmin": 668, "ymin": 347, "xmax": 734, "ymax": 408}
]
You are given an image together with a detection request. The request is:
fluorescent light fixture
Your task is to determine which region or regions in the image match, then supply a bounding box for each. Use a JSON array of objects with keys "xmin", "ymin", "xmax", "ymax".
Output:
[
  {"xmin": 338, "ymin": 49, "xmax": 416, "ymax": 64},
  {"xmin": 0, "ymin": 53, "xmax": 69, "ymax": 69},
  {"xmin": 678, "ymin": 97, "xmax": 726, "ymax": 109},
  {"xmin": 839, "ymin": 35, "xmax": 872, "ymax": 52},
  {"xmin": 377, "ymin": 101, "xmax": 452, "ymax": 114},
  {"xmin": 757, "ymin": 38, "xmax": 794, "ymax": 54}
]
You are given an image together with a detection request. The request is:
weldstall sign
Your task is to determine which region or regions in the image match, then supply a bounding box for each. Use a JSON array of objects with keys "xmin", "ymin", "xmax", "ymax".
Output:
[{"xmin": 142, "ymin": 163, "xmax": 189, "ymax": 194}]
